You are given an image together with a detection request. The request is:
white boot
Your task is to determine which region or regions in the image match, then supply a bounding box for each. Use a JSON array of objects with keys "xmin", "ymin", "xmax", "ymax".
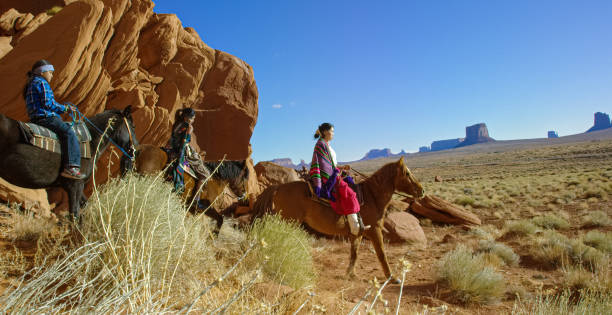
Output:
[{"xmin": 347, "ymin": 213, "xmax": 361, "ymax": 236}]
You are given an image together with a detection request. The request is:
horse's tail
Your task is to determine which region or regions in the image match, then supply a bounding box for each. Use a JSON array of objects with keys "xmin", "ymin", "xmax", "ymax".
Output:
[{"xmin": 251, "ymin": 184, "xmax": 279, "ymax": 220}]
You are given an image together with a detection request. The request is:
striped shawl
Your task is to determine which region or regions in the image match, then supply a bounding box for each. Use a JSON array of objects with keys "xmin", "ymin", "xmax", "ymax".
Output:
[{"xmin": 309, "ymin": 139, "xmax": 337, "ymax": 191}]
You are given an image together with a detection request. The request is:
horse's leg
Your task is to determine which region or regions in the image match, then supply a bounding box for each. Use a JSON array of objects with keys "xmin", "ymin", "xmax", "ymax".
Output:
[
  {"xmin": 346, "ymin": 234, "xmax": 363, "ymax": 279},
  {"xmin": 79, "ymin": 182, "xmax": 87, "ymax": 208},
  {"xmin": 65, "ymin": 182, "xmax": 80, "ymax": 222},
  {"xmin": 197, "ymin": 199, "xmax": 223, "ymax": 235},
  {"xmin": 368, "ymin": 225, "xmax": 400, "ymax": 284}
]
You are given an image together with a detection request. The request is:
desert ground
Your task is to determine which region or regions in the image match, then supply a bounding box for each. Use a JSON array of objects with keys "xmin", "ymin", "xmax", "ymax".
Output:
[{"xmin": 1, "ymin": 131, "xmax": 611, "ymax": 314}]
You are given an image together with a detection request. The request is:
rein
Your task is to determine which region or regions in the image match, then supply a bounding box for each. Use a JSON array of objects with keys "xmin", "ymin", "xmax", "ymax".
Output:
[{"xmin": 68, "ymin": 105, "xmax": 135, "ymax": 160}]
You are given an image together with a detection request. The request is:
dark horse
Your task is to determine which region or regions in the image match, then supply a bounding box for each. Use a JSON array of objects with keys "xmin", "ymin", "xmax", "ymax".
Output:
[
  {"xmin": 129, "ymin": 144, "xmax": 249, "ymax": 233},
  {"xmin": 0, "ymin": 106, "xmax": 137, "ymax": 219}
]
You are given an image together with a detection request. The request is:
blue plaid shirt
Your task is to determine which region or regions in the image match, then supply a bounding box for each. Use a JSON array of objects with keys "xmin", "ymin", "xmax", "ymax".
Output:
[{"xmin": 25, "ymin": 76, "xmax": 67, "ymax": 120}]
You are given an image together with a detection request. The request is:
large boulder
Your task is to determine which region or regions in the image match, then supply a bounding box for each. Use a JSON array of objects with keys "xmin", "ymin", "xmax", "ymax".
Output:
[
  {"xmin": 383, "ymin": 211, "xmax": 427, "ymax": 244},
  {"xmin": 254, "ymin": 161, "xmax": 300, "ymax": 188},
  {"xmin": 410, "ymin": 194, "xmax": 481, "ymax": 226},
  {"xmin": 0, "ymin": 0, "xmax": 260, "ymax": 209},
  {"xmin": 0, "ymin": 178, "xmax": 50, "ymax": 217}
]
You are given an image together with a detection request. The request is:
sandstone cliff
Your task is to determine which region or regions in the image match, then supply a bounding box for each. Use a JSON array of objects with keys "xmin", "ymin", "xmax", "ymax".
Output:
[
  {"xmin": 0, "ymin": 0, "xmax": 259, "ymax": 211},
  {"xmin": 586, "ymin": 112, "xmax": 611, "ymax": 133}
]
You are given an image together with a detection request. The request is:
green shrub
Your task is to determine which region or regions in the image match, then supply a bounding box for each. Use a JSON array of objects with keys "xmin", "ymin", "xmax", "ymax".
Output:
[
  {"xmin": 455, "ymin": 196, "xmax": 476, "ymax": 207},
  {"xmin": 503, "ymin": 220, "xmax": 538, "ymax": 236},
  {"xmin": 582, "ymin": 211, "xmax": 612, "ymax": 228},
  {"xmin": 512, "ymin": 290, "xmax": 612, "ymax": 315},
  {"xmin": 583, "ymin": 230, "xmax": 612, "ymax": 254},
  {"xmin": 249, "ymin": 214, "xmax": 316, "ymax": 289},
  {"xmin": 436, "ymin": 245, "xmax": 505, "ymax": 304},
  {"xmin": 531, "ymin": 215, "xmax": 570, "ymax": 230},
  {"xmin": 476, "ymin": 240, "xmax": 520, "ymax": 267}
]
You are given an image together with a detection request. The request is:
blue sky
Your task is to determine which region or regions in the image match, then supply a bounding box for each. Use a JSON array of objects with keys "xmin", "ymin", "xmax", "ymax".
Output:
[{"xmin": 153, "ymin": 0, "xmax": 612, "ymax": 163}]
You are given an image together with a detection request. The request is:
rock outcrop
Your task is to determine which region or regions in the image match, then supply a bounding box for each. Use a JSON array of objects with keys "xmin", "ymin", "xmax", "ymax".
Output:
[
  {"xmin": 456, "ymin": 123, "xmax": 495, "ymax": 147},
  {"xmin": 268, "ymin": 158, "xmax": 296, "ymax": 169},
  {"xmin": 359, "ymin": 148, "xmax": 406, "ymax": 161},
  {"xmin": 383, "ymin": 211, "xmax": 427, "ymax": 244},
  {"xmin": 0, "ymin": 0, "xmax": 259, "ymax": 209},
  {"xmin": 254, "ymin": 161, "xmax": 300, "ymax": 188},
  {"xmin": 0, "ymin": 178, "xmax": 50, "ymax": 217},
  {"xmin": 586, "ymin": 112, "xmax": 611, "ymax": 133},
  {"xmin": 431, "ymin": 138, "xmax": 463, "ymax": 151},
  {"xmin": 410, "ymin": 195, "xmax": 481, "ymax": 226}
]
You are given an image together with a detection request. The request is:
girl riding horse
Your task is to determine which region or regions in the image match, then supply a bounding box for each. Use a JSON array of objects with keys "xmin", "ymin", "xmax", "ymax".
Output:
[
  {"xmin": 166, "ymin": 108, "xmax": 210, "ymax": 191},
  {"xmin": 310, "ymin": 122, "xmax": 369, "ymax": 236}
]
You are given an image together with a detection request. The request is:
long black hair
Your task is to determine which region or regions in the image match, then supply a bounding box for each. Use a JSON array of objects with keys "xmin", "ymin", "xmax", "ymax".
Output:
[
  {"xmin": 23, "ymin": 60, "xmax": 52, "ymax": 99},
  {"xmin": 314, "ymin": 122, "xmax": 333, "ymax": 139},
  {"xmin": 172, "ymin": 107, "xmax": 196, "ymax": 131}
]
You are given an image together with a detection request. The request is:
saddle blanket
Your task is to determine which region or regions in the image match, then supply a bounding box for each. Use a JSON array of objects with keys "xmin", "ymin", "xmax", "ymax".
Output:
[
  {"xmin": 18, "ymin": 121, "xmax": 93, "ymax": 159},
  {"xmin": 177, "ymin": 162, "xmax": 198, "ymax": 179},
  {"xmin": 306, "ymin": 180, "xmax": 365, "ymax": 207}
]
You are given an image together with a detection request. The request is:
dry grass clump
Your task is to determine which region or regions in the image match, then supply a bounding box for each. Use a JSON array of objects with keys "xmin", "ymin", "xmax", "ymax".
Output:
[
  {"xmin": 581, "ymin": 210, "xmax": 612, "ymax": 228},
  {"xmin": 476, "ymin": 240, "xmax": 520, "ymax": 267},
  {"xmin": 436, "ymin": 244, "xmax": 506, "ymax": 304},
  {"xmin": 5, "ymin": 209, "xmax": 55, "ymax": 242},
  {"xmin": 583, "ymin": 230, "xmax": 612, "ymax": 254},
  {"xmin": 531, "ymin": 215, "xmax": 570, "ymax": 230},
  {"xmin": 503, "ymin": 219, "xmax": 538, "ymax": 237},
  {"xmin": 529, "ymin": 230, "xmax": 607, "ymax": 271},
  {"xmin": 1, "ymin": 174, "xmax": 304, "ymax": 313},
  {"xmin": 249, "ymin": 214, "xmax": 316, "ymax": 289},
  {"xmin": 512, "ymin": 290, "xmax": 612, "ymax": 314}
]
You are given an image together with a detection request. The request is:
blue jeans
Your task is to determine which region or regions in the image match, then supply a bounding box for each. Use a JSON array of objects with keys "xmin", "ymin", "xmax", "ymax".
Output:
[{"xmin": 31, "ymin": 116, "xmax": 81, "ymax": 168}]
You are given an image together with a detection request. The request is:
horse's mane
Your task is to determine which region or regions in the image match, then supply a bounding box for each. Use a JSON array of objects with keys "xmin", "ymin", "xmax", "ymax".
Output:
[
  {"xmin": 87, "ymin": 109, "xmax": 123, "ymax": 128},
  {"xmin": 205, "ymin": 160, "xmax": 249, "ymax": 183},
  {"xmin": 363, "ymin": 161, "xmax": 398, "ymax": 188}
]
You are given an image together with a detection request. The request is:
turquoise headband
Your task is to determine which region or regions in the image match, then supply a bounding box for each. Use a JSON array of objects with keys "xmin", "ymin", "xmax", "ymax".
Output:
[{"xmin": 34, "ymin": 64, "xmax": 54, "ymax": 74}]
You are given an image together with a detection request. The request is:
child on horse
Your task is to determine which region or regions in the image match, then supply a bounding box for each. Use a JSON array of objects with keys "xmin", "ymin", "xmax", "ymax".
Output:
[
  {"xmin": 309, "ymin": 122, "xmax": 369, "ymax": 236},
  {"xmin": 166, "ymin": 108, "xmax": 209, "ymax": 190},
  {"xmin": 23, "ymin": 60, "xmax": 85, "ymax": 179}
]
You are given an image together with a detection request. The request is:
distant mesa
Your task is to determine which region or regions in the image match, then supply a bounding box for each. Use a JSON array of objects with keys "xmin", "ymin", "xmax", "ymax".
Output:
[
  {"xmin": 419, "ymin": 146, "xmax": 431, "ymax": 153},
  {"xmin": 431, "ymin": 138, "xmax": 464, "ymax": 152},
  {"xmin": 456, "ymin": 123, "xmax": 495, "ymax": 147},
  {"xmin": 359, "ymin": 148, "xmax": 406, "ymax": 161},
  {"xmin": 586, "ymin": 112, "xmax": 611, "ymax": 133},
  {"xmin": 268, "ymin": 158, "xmax": 309, "ymax": 170},
  {"xmin": 548, "ymin": 131, "xmax": 559, "ymax": 138}
]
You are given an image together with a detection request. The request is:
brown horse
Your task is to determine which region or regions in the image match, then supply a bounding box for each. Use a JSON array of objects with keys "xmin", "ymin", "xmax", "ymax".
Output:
[
  {"xmin": 252, "ymin": 157, "xmax": 424, "ymax": 282},
  {"xmin": 132, "ymin": 144, "xmax": 249, "ymax": 232}
]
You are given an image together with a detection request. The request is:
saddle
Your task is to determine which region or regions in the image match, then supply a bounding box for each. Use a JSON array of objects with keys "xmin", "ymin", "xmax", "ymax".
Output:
[
  {"xmin": 306, "ymin": 179, "xmax": 365, "ymax": 207},
  {"xmin": 18, "ymin": 121, "xmax": 93, "ymax": 159},
  {"xmin": 160, "ymin": 147, "xmax": 198, "ymax": 179}
]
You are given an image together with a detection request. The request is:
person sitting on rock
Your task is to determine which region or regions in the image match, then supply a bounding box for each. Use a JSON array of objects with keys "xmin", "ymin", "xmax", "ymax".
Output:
[
  {"xmin": 309, "ymin": 122, "xmax": 369, "ymax": 236},
  {"xmin": 166, "ymin": 108, "xmax": 210, "ymax": 186},
  {"xmin": 23, "ymin": 59, "xmax": 85, "ymax": 180}
]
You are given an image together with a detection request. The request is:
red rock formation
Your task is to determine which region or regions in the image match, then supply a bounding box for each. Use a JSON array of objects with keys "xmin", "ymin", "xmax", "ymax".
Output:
[
  {"xmin": 410, "ymin": 195, "xmax": 481, "ymax": 226},
  {"xmin": 254, "ymin": 161, "xmax": 300, "ymax": 188},
  {"xmin": 0, "ymin": 0, "xmax": 259, "ymax": 209},
  {"xmin": 0, "ymin": 178, "xmax": 50, "ymax": 217},
  {"xmin": 382, "ymin": 211, "xmax": 427, "ymax": 244}
]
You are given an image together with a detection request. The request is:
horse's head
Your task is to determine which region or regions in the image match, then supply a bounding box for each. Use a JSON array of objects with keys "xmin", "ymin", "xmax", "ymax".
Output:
[
  {"xmin": 394, "ymin": 156, "xmax": 424, "ymax": 198},
  {"xmin": 112, "ymin": 106, "xmax": 138, "ymax": 174}
]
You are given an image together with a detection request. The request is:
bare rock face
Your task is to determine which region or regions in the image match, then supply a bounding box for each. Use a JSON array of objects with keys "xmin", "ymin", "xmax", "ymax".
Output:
[
  {"xmin": 383, "ymin": 211, "xmax": 427, "ymax": 244},
  {"xmin": 410, "ymin": 195, "xmax": 481, "ymax": 226},
  {"xmin": 0, "ymin": 0, "xmax": 259, "ymax": 209},
  {"xmin": 586, "ymin": 112, "xmax": 611, "ymax": 133},
  {"xmin": 254, "ymin": 161, "xmax": 300, "ymax": 188},
  {"xmin": 0, "ymin": 178, "xmax": 50, "ymax": 217},
  {"xmin": 456, "ymin": 123, "xmax": 495, "ymax": 147}
]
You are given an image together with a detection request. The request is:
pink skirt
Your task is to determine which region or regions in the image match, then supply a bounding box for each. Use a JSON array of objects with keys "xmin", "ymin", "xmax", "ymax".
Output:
[{"xmin": 330, "ymin": 177, "xmax": 360, "ymax": 215}]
